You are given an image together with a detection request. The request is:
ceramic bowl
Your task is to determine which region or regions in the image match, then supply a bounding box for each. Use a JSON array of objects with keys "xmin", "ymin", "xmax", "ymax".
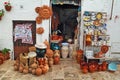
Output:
[{"xmin": 108, "ymin": 62, "xmax": 117, "ymax": 71}]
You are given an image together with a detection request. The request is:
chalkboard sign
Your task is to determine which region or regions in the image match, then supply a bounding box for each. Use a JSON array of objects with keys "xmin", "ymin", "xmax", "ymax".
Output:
[{"xmin": 111, "ymin": 42, "xmax": 120, "ymax": 53}]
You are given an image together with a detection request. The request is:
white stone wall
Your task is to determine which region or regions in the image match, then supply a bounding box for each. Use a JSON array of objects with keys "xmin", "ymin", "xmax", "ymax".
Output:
[
  {"xmin": 0, "ymin": 0, "xmax": 120, "ymax": 57},
  {"xmin": 0, "ymin": 0, "xmax": 50, "ymax": 51}
]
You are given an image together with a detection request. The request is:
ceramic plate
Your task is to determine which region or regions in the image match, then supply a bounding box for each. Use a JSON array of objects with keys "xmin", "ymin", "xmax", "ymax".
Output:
[{"xmin": 101, "ymin": 45, "xmax": 109, "ymax": 53}]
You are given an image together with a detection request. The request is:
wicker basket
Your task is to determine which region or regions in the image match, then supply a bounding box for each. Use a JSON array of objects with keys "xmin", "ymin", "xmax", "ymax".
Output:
[
  {"xmin": 28, "ymin": 52, "xmax": 37, "ymax": 65},
  {"xmin": 19, "ymin": 53, "xmax": 29, "ymax": 66}
]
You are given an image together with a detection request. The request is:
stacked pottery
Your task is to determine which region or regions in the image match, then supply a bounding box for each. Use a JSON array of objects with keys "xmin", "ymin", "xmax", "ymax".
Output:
[
  {"xmin": 61, "ymin": 42, "xmax": 69, "ymax": 58},
  {"xmin": 69, "ymin": 44, "xmax": 74, "ymax": 58},
  {"xmin": 35, "ymin": 43, "xmax": 47, "ymax": 58}
]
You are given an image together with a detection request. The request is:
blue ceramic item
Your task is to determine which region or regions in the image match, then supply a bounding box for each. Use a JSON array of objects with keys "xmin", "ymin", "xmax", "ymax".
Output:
[{"xmin": 108, "ymin": 62, "xmax": 117, "ymax": 71}]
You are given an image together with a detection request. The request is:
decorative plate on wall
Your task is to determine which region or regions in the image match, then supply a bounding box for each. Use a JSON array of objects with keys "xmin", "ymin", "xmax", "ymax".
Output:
[
  {"xmin": 35, "ymin": 7, "xmax": 41, "ymax": 13},
  {"xmin": 96, "ymin": 12, "xmax": 103, "ymax": 20},
  {"xmin": 36, "ymin": 27, "xmax": 44, "ymax": 34},
  {"xmin": 39, "ymin": 5, "xmax": 52, "ymax": 19},
  {"xmin": 101, "ymin": 45, "xmax": 109, "ymax": 53},
  {"xmin": 36, "ymin": 16, "xmax": 42, "ymax": 24}
]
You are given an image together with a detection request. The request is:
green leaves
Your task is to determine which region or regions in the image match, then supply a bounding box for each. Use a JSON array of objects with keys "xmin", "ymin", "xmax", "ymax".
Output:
[
  {"xmin": 1, "ymin": 48, "xmax": 11, "ymax": 55},
  {"xmin": 0, "ymin": 9, "xmax": 4, "ymax": 16}
]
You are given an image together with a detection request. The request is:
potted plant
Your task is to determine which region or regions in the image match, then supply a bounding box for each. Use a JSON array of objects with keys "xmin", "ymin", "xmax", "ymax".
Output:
[
  {"xmin": 1, "ymin": 48, "xmax": 11, "ymax": 60},
  {"xmin": 4, "ymin": 1, "xmax": 12, "ymax": 11},
  {"xmin": 0, "ymin": 9, "xmax": 4, "ymax": 20}
]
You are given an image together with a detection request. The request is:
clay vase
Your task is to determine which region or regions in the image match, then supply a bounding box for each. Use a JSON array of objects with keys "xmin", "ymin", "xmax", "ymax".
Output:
[
  {"xmin": 0, "ymin": 59, "xmax": 3, "ymax": 65},
  {"xmin": 98, "ymin": 64, "xmax": 102, "ymax": 71},
  {"xmin": 82, "ymin": 68, "xmax": 88, "ymax": 74},
  {"xmin": 76, "ymin": 49, "xmax": 83, "ymax": 63},
  {"xmin": 61, "ymin": 43, "xmax": 69, "ymax": 58},
  {"xmin": 48, "ymin": 58, "xmax": 54, "ymax": 67},
  {"xmin": 88, "ymin": 62, "xmax": 97, "ymax": 73},
  {"xmin": 102, "ymin": 61, "xmax": 108, "ymax": 71},
  {"xmin": 54, "ymin": 56, "xmax": 60, "ymax": 65},
  {"xmin": 5, "ymin": 6, "xmax": 12, "ymax": 11},
  {"xmin": 36, "ymin": 67, "xmax": 42, "ymax": 76},
  {"xmin": 42, "ymin": 66, "xmax": 47, "ymax": 74},
  {"xmin": 86, "ymin": 34, "xmax": 92, "ymax": 46}
]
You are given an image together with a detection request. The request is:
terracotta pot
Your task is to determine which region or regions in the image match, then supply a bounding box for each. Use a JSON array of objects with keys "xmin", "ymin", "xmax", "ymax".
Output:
[
  {"xmin": 82, "ymin": 68, "xmax": 88, "ymax": 74},
  {"xmin": 37, "ymin": 58, "xmax": 44, "ymax": 65},
  {"xmin": 88, "ymin": 61, "xmax": 98, "ymax": 73},
  {"xmin": 32, "ymin": 69, "xmax": 36, "ymax": 75},
  {"xmin": 80, "ymin": 60, "xmax": 86, "ymax": 69},
  {"xmin": 0, "ymin": 56, "xmax": 4, "ymax": 61},
  {"xmin": 46, "ymin": 49, "xmax": 53, "ymax": 58},
  {"xmin": 54, "ymin": 56, "xmax": 60, "ymax": 65},
  {"xmin": 36, "ymin": 67, "xmax": 42, "ymax": 76},
  {"xmin": 0, "ymin": 16, "xmax": 2, "ymax": 20},
  {"xmin": 5, "ymin": 6, "xmax": 12, "ymax": 11},
  {"xmin": 76, "ymin": 49, "xmax": 83, "ymax": 63},
  {"xmin": 102, "ymin": 61, "xmax": 108, "ymax": 71},
  {"xmin": 0, "ymin": 59, "xmax": 3, "ymax": 65},
  {"xmin": 52, "ymin": 35, "xmax": 59, "ymax": 40},
  {"xmin": 86, "ymin": 34, "xmax": 92, "ymax": 46},
  {"xmin": 98, "ymin": 64, "xmax": 102, "ymax": 71},
  {"xmin": 42, "ymin": 66, "xmax": 47, "ymax": 74}
]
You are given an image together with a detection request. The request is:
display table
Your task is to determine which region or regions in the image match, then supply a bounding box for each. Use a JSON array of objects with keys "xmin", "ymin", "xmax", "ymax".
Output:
[{"xmin": 85, "ymin": 55, "xmax": 113, "ymax": 63}]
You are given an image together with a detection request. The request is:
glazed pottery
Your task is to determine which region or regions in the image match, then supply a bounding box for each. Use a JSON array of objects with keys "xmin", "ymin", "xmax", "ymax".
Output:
[
  {"xmin": 35, "ymin": 43, "xmax": 46, "ymax": 58},
  {"xmin": 61, "ymin": 43, "xmax": 69, "ymax": 58}
]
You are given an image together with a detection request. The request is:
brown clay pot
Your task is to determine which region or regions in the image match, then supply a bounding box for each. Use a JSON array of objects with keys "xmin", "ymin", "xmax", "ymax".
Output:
[
  {"xmin": 86, "ymin": 34, "xmax": 92, "ymax": 46},
  {"xmin": 42, "ymin": 66, "xmax": 47, "ymax": 74},
  {"xmin": 5, "ymin": 6, "xmax": 12, "ymax": 11},
  {"xmin": 102, "ymin": 61, "xmax": 108, "ymax": 71},
  {"xmin": 36, "ymin": 67, "xmax": 42, "ymax": 76},
  {"xmin": 0, "ymin": 59, "xmax": 3, "ymax": 65},
  {"xmin": 82, "ymin": 68, "xmax": 88, "ymax": 74},
  {"xmin": 54, "ymin": 56, "xmax": 60, "ymax": 65},
  {"xmin": 51, "ymin": 35, "xmax": 59, "ymax": 40},
  {"xmin": 98, "ymin": 64, "xmax": 102, "ymax": 71}
]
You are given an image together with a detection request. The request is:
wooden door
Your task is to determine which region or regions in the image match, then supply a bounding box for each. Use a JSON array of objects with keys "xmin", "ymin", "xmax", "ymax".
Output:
[{"xmin": 13, "ymin": 21, "xmax": 36, "ymax": 59}]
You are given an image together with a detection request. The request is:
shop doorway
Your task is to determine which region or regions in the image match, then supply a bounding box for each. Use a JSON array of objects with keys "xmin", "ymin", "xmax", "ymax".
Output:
[
  {"xmin": 51, "ymin": 1, "xmax": 81, "ymax": 43},
  {"xmin": 13, "ymin": 21, "xmax": 36, "ymax": 59}
]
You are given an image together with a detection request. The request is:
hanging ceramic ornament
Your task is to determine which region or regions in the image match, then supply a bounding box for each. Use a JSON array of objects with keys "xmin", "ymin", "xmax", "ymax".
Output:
[
  {"xmin": 101, "ymin": 45, "xmax": 109, "ymax": 54},
  {"xmin": 36, "ymin": 27, "xmax": 44, "ymax": 34},
  {"xmin": 96, "ymin": 12, "xmax": 103, "ymax": 20},
  {"xmin": 83, "ymin": 16, "xmax": 91, "ymax": 22},
  {"xmin": 93, "ymin": 20, "xmax": 101, "ymax": 27},
  {"xmin": 35, "ymin": 7, "xmax": 41, "ymax": 13},
  {"xmin": 39, "ymin": 5, "xmax": 52, "ymax": 19},
  {"xmin": 84, "ymin": 11, "xmax": 90, "ymax": 16},
  {"xmin": 36, "ymin": 16, "xmax": 42, "ymax": 24}
]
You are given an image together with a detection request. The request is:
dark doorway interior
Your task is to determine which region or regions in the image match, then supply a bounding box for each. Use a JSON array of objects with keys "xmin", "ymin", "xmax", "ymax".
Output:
[{"xmin": 51, "ymin": 4, "xmax": 79, "ymax": 42}]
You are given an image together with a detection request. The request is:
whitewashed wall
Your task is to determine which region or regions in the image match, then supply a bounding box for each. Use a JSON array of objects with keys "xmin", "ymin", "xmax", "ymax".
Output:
[
  {"xmin": 0, "ymin": 0, "xmax": 120, "ymax": 57},
  {"xmin": 0, "ymin": 0, "xmax": 50, "ymax": 52}
]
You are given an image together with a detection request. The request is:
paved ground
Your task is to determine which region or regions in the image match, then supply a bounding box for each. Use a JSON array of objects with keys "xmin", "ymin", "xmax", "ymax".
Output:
[{"xmin": 0, "ymin": 59, "xmax": 120, "ymax": 80}]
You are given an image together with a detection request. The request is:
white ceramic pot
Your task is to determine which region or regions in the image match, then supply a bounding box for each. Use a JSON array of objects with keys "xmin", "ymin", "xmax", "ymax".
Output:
[{"xmin": 61, "ymin": 43, "xmax": 69, "ymax": 58}]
